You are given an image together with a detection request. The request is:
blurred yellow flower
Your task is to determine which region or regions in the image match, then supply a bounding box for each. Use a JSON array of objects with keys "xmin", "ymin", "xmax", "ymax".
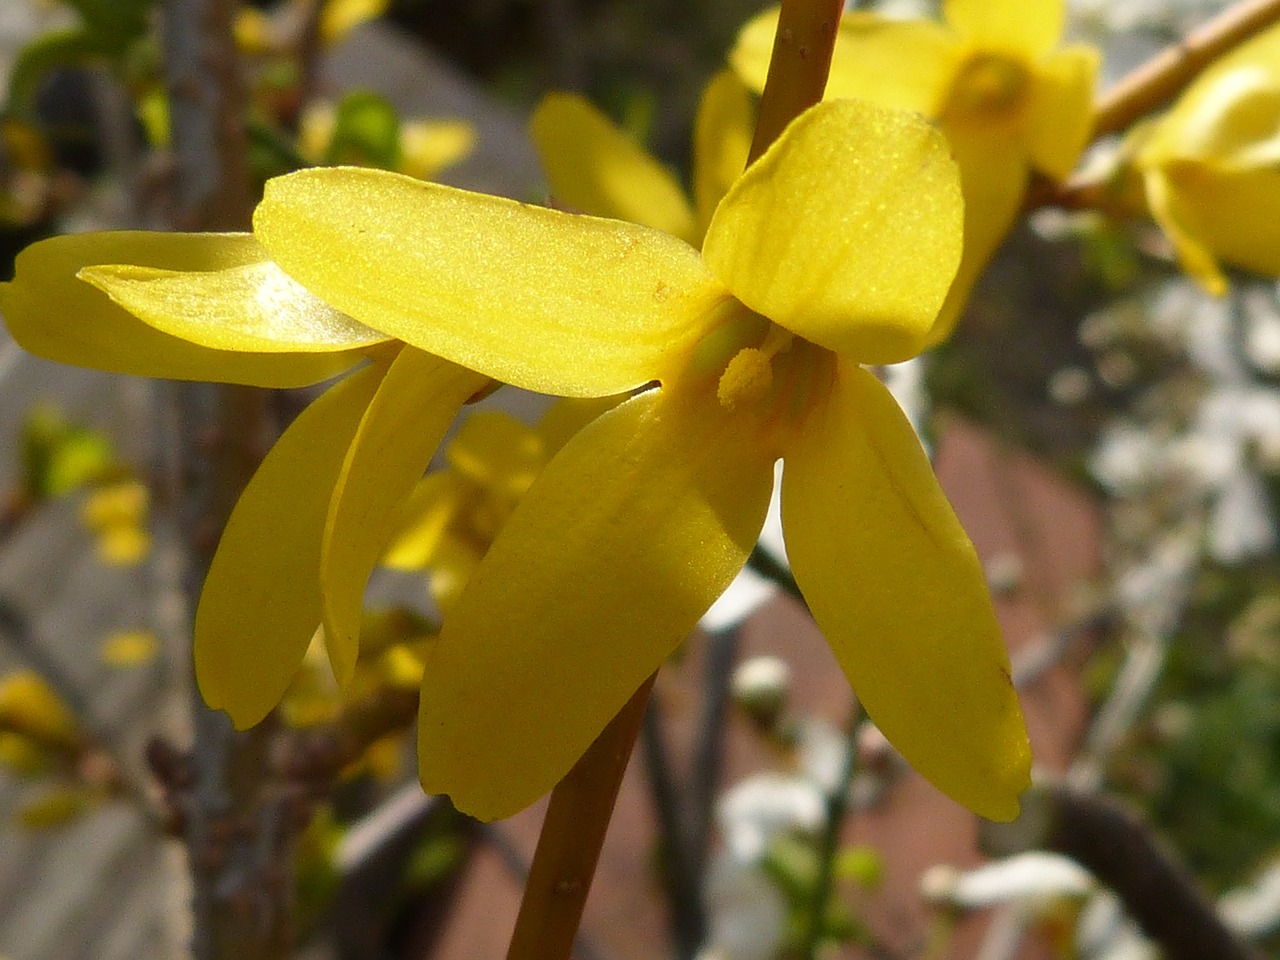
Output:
[
  {"xmin": 81, "ymin": 479, "xmax": 151, "ymax": 566},
  {"xmin": 101, "ymin": 630, "xmax": 160, "ymax": 667},
  {"xmin": 530, "ymin": 71, "xmax": 753, "ymax": 244},
  {"xmin": 733, "ymin": 0, "xmax": 1098, "ymax": 342},
  {"xmin": 383, "ymin": 400, "xmax": 616, "ymax": 616},
  {"xmin": 250, "ymin": 99, "xmax": 1029, "ymax": 822},
  {"xmin": 1132, "ymin": 24, "xmax": 1280, "ymax": 295},
  {"xmin": 0, "ymin": 670, "xmax": 78, "ymax": 751},
  {"xmin": 235, "ymin": 0, "xmax": 389, "ymax": 55}
]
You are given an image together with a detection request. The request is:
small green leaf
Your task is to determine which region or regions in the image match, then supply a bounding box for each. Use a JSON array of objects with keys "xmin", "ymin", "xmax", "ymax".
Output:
[{"xmin": 324, "ymin": 91, "xmax": 402, "ymax": 170}]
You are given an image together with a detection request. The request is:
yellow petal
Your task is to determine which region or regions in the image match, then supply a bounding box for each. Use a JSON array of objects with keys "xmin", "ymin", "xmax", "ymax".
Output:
[
  {"xmin": 255, "ymin": 167, "xmax": 724, "ymax": 397},
  {"xmin": 1159, "ymin": 164, "xmax": 1280, "ymax": 290},
  {"xmin": 781, "ymin": 364, "xmax": 1030, "ymax": 820},
  {"xmin": 196, "ymin": 362, "xmax": 386, "ymax": 728},
  {"xmin": 0, "ymin": 232, "xmax": 367, "ymax": 387},
  {"xmin": 1142, "ymin": 168, "xmax": 1228, "ymax": 296},
  {"xmin": 382, "ymin": 472, "xmax": 468, "ymax": 570},
  {"xmin": 78, "ymin": 260, "xmax": 389, "ymax": 353},
  {"xmin": 732, "ymin": 9, "xmax": 961, "ymax": 115},
  {"xmin": 824, "ymin": 14, "xmax": 961, "ymax": 113},
  {"xmin": 1025, "ymin": 46, "xmax": 1099, "ymax": 180},
  {"xmin": 418, "ymin": 383, "xmax": 774, "ymax": 820},
  {"xmin": 321, "ymin": 348, "xmax": 486, "ymax": 688},
  {"xmin": 693, "ymin": 71, "xmax": 754, "ymax": 236},
  {"xmin": 530, "ymin": 93, "xmax": 698, "ymax": 242},
  {"xmin": 446, "ymin": 410, "xmax": 545, "ymax": 498},
  {"xmin": 944, "ymin": 0, "xmax": 1063, "ymax": 57},
  {"xmin": 926, "ymin": 127, "xmax": 1029, "ymax": 345},
  {"xmin": 702, "ymin": 99, "xmax": 962, "ymax": 364},
  {"xmin": 534, "ymin": 395, "xmax": 623, "ymax": 451}
]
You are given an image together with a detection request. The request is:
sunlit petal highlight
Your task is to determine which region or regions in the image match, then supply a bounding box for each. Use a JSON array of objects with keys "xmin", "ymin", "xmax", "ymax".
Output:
[
  {"xmin": 0, "ymin": 232, "xmax": 364, "ymax": 387},
  {"xmin": 255, "ymin": 167, "xmax": 724, "ymax": 397},
  {"xmin": 703, "ymin": 100, "xmax": 962, "ymax": 364}
]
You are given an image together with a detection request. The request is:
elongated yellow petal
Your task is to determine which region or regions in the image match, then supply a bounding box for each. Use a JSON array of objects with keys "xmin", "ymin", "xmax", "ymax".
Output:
[
  {"xmin": 693, "ymin": 71, "xmax": 754, "ymax": 235},
  {"xmin": 1142, "ymin": 169, "xmax": 1225, "ymax": 294},
  {"xmin": 418, "ymin": 383, "xmax": 774, "ymax": 820},
  {"xmin": 531, "ymin": 93, "xmax": 698, "ymax": 243},
  {"xmin": 781, "ymin": 364, "xmax": 1030, "ymax": 820},
  {"xmin": 255, "ymin": 167, "xmax": 725, "ymax": 397},
  {"xmin": 1175, "ymin": 166, "xmax": 1280, "ymax": 282},
  {"xmin": 927, "ymin": 127, "xmax": 1029, "ymax": 345},
  {"xmin": 196, "ymin": 362, "xmax": 386, "ymax": 728},
  {"xmin": 733, "ymin": 9, "xmax": 960, "ymax": 115},
  {"xmin": 702, "ymin": 99, "xmax": 962, "ymax": 365},
  {"xmin": 0, "ymin": 232, "xmax": 366, "ymax": 387},
  {"xmin": 321, "ymin": 348, "xmax": 487, "ymax": 688},
  {"xmin": 79, "ymin": 260, "xmax": 389, "ymax": 353},
  {"xmin": 1025, "ymin": 46, "xmax": 1098, "ymax": 180},
  {"xmin": 944, "ymin": 0, "xmax": 1063, "ymax": 57}
]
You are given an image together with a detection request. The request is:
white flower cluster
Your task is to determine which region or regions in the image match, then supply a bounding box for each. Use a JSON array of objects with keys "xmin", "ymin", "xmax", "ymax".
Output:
[{"xmin": 1090, "ymin": 279, "xmax": 1280, "ymax": 567}]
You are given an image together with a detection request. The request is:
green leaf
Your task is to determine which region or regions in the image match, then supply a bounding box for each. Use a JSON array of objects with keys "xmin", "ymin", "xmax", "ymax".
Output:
[
  {"xmin": 324, "ymin": 91, "xmax": 402, "ymax": 170},
  {"xmin": 21, "ymin": 405, "xmax": 117, "ymax": 500}
]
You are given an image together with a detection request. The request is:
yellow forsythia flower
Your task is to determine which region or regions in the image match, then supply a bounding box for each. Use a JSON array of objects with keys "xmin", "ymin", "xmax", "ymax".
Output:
[
  {"xmin": 244, "ymin": 99, "xmax": 1027, "ymax": 821},
  {"xmin": 1132, "ymin": 24, "xmax": 1280, "ymax": 295},
  {"xmin": 80, "ymin": 479, "xmax": 152, "ymax": 566},
  {"xmin": 733, "ymin": 0, "xmax": 1098, "ymax": 342},
  {"xmin": 0, "ymin": 99, "xmax": 1030, "ymax": 824},
  {"xmin": 0, "ymin": 670, "xmax": 78, "ymax": 750}
]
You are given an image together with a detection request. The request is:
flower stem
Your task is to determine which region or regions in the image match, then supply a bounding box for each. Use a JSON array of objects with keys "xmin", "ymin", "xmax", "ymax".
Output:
[
  {"xmin": 1091, "ymin": 0, "xmax": 1280, "ymax": 138},
  {"xmin": 747, "ymin": 0, "xmax": 843, "ymax": 164},
  {"xmin": 801, "ymin": 700, "xmax": 863, "ymax": 960},
  {"xmin": 505, "ymin": 673, "xmax": 658, "ymax": 960}
]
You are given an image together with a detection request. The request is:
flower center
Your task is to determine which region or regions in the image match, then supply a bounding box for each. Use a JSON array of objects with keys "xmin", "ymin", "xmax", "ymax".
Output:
[
  {"xmin": 716, "ymin": 324, "xmax": 793, "ymax": 410},
  {"xmin": 946, "ymin": 53, "xmax": 1029, "ymax": 119}
]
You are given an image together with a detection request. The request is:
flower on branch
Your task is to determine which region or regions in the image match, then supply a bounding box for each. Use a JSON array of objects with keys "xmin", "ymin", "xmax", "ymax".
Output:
[
  {"xmin": 733, "ymin": 0, "xmax": 1098, "ymax": 342},
  {"xmin": 0, "ymin": 98, "xmax": 1030, "ymax": 824},
  {"xmin": 1131, "ymin": 23, "xmax": 1280, "ymax": 295}
]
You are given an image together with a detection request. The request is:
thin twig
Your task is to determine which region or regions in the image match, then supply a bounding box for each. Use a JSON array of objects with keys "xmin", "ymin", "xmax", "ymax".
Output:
[
  {"xmin": 505, "ymin": 673, "xmax": 657, "ymax": 960},
  {"xmin": 1091, "ymin": 0, "xmax": 1280, "ymax": 139},
  {"xmin": 747, "ymin": 0, "xmax": 843, "ymax": 164}
]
